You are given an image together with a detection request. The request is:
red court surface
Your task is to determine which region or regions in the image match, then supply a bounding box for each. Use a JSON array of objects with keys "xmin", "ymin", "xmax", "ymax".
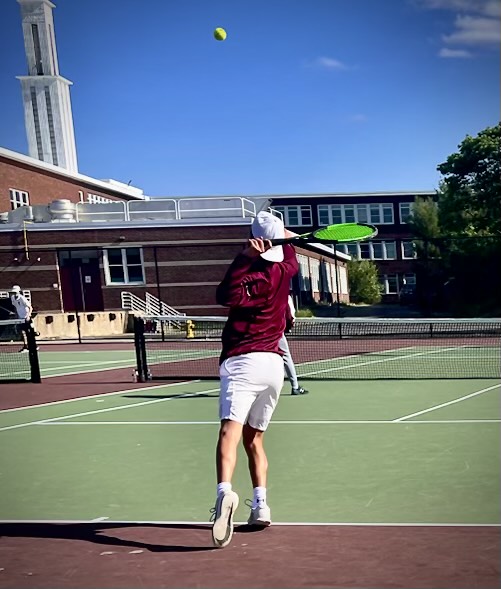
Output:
[{"xmin": 0, "ymin": 522, "xmax": 499, "ymax": 588}]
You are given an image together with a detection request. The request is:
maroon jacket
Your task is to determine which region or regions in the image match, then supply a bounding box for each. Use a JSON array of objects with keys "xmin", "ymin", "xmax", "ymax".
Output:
[{"xmin": 216, "ymin": 244, "xmax": 299, "ymax": 363}]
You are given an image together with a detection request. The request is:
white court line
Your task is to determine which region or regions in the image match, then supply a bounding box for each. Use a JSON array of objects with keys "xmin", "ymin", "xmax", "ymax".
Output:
[
  {"xmin": 36, "ymin": 419, "xmax": 501, "ymax": 426},
  {"xmin": 0, "ymin": 386, "xmax": 219, "ymax": 432},
  {"xmin": 393, "ymin": 383, "xmax": 501, "ymax": 422},
  {"xmin": 0, "ymin": 519, "xmax": 498, "ymax": 527},
  {"xmin": 0, "ymin": 380, "xmax": 200, "ymax": 413},
  {"xmin": 299, "ymin": 345, "xmax": 469, "ymax": 377}
]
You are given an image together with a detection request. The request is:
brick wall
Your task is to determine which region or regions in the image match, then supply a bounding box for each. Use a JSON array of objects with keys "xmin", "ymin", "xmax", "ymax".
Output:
[{"xmin": 0, "ymin": 156, "xmax": 135, "ymax": 212}]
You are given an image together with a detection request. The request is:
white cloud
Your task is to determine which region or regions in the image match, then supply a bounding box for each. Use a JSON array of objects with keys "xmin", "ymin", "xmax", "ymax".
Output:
[
  {"xmin": 306, "ymin": 57, "xmax": 348, "ymax": 70},
  {"xmin": 442, "ymin": 15, "xmax": 501, "ymax": 44},
  {"xmin": 413, "ymin": 0, "xmax": 500, "ymax": 55},
  {"xmin": 416, "ymin": 0, "xmax": 500, "ymax": 16},
  {"xmin": 438, "ymin": 47, "xmax": 473, "ymax": 57}
]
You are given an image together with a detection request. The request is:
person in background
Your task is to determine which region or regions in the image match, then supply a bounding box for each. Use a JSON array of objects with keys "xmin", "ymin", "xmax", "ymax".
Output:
[
  {"xmin": 279, "ymin": 295, "xmax": 309, "ymax": 395},
  {"xmin": 9, "ymin": 285, "xmax": 36, "ymax": 352},
  {"xmin": 211, "ymin": 211, "xmax": 299, "ymax": 548}
]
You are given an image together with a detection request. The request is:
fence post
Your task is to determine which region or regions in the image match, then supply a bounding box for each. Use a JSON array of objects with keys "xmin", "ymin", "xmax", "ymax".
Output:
[
  {"xmin": 334, "ymin": 244, "xmax": 341, "ymax": 318},
  {"xmin": 27, "ymin": 322, "xmax": 41, "ymax": 383},
  {"xmin": 153, "ymin": 246, "xmax": 166, "ymax": 342}
]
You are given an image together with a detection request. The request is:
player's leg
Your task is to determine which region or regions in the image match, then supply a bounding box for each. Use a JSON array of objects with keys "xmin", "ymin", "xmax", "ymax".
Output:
[
  {"xmin": 212, "ymin": 355, "xmax": 255, "ymax": 548},
  {"xmin": 280, "ymin": 335, "xmax": 308, "ymax": 395},
  {"xmin": 19, "ymin": 322, "xmax": 29, "ymax": 352},
  {"xmin": 242, "ymin": 424, "xmax": 271, "ymax": 526},
  {"xmin": 245, "ymin": 352, "xmax": 284, "ymax": 526}
]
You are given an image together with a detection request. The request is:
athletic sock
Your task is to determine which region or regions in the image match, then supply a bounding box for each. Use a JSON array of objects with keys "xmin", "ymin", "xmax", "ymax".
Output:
[
  {"xmin": 216, "ymin": 482, "xmax": 232, "ymax": 498},
  {"xmin": 252, "ymin": 486, "xmax": 267, "ymax": 509}
]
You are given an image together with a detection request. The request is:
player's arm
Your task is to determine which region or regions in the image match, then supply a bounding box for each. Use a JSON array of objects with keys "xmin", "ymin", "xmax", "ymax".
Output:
[{"xmin": 216, "ymin": 239, "xmax": 273, "ymax": 308}]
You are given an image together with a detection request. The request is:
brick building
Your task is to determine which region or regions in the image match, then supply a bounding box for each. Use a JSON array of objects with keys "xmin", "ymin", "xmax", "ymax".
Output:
[
  {"xmin": 0, "ymin": 147, "xmax": 146, "ymax": 212},
  {"xmin": 269, "ymin": 192, "xmax": 436, "ymax": 302},
  {"xmin": 0, "ymin": 196, "xmax": 349, "ymax": 316}
]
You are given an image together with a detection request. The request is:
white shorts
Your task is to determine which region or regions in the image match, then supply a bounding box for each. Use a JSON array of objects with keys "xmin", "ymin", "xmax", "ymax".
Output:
[{"xmin": 219, "ymin": 352, "xmax": 284, "ymax": 431}]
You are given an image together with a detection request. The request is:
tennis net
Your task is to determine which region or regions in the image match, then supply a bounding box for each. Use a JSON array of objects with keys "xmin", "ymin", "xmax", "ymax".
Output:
[
  {"xmin": 133, "ymin": 316, "xmax": 501, "ymax": 382},
  {"xmin": 0, "ymin": 319, "xmax": 41, "ymax": 383}
]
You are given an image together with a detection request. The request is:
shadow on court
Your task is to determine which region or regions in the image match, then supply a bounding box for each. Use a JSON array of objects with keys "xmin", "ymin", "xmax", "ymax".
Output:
[
  {"xmin": 0, "ymin": 523, "xmax": 498, "ymax": 588},
  {"xmin": 0, "ymin": 522, "xmax": 216, "ymax": 553}
]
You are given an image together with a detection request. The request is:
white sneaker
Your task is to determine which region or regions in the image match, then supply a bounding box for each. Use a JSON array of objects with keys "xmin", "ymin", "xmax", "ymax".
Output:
[
  {"xmin": 247, "ymin": 502, "xmax": 272, "ymax": 527},
  {"xmin": 210, "ymin": 491, "xmax": 239, "ymax": 548}
]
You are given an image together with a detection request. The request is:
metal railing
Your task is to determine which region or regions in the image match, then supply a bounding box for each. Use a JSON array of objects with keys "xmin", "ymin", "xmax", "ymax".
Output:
[
  {"xmin": 121, "ymin": 291, "xmax": 185, "ymax": 329},
  {"xmin": 73, "ymin": 197, "xmax": 257, "ymax": 223}
]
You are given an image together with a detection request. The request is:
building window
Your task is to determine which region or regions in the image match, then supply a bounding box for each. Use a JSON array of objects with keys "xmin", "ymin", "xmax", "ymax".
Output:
[
  {"xmin": 359, "ymin": 242, "xmax": 371, "ymax": 259},
  {"xmin": 380, "ymin": 274, "xmax": 399, "ymax": 294},
  {"xmin": 87, "ymin": 194, "xmax": 114, "ymax": 204},
  {"xmin": 399, "ymin": 202, "xmax": 414, "ymax": 224},
  {"xmin": 273, "ymin": 205, "xmax": 312, "ymax": 227},
  {"xmin": 318, "ymin": 204, "xmax": 342, "ymax": 225},
  {"xmin": 9, "ymin": 189, "xmax": 30, "ymax": 209},
  {"xmin": 401, "ymin": 273, "xmax": 416, "ymax": 287},
  {"xmin": 344, "ymin": 205, "xmax": 356, "ymax": 223},
  {"xmin": 384, "ymin": 241, "xmax": 397, "ymax": 259},
  {"xmin": 371, "ymin": 242, "xmax": 384, "ymax": 260},
  {"xmin": 104, "ymin": 248, "xmax": 145, "ymax": 285},
  {"xmin": 339, "ymin": 240, "xmax": 396, "ymax": 260},
  {"xmin": 30, "ymin": 87, "xmax": 44, "ymax": 160},
  {"xmin": 356, "ymin": 204, "xmax": 368, "ymax": 223},
  {"xmin": 31, "ymin": 24, "xmax": 43, "ymax": 75},
  {"xmin": 401, "ymin": 240, "xmax": 416, "ymax": 259},
  {"xmin": 318, "ymin": 203, "xmax": 394, "ymax": 226},
  {"xmin": 45, "ymin": 86, "xmax": 58, "ymax": 166},
  {"xmin": 297, "ymin": 254, "xmax": 311, "ymax": 291},
  {"xmin": 382, "ymin": 204, "xmax": 394, "ymax": 224}
]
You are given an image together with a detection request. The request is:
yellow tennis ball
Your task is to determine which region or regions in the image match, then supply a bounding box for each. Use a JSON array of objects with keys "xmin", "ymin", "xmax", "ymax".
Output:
[{"xmin": 214, "ymin": 27, "xmax": 227, "ymax": 41}]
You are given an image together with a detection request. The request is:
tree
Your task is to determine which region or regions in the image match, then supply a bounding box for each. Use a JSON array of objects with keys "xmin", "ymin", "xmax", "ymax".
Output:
[
  {"xmin": 407, "ymin": 195, "xmax": 442, "ymax": 259},
  {"xmin": 406, "ymin": 123, "xmax": 501, "ymax": 315},
  {"xmin": 347, "ymin": 260, "xmax": 382, "ymax": 304},
  {"xmin": 437, "ymin": 123, "xmax": 501, "ymax": 236}
]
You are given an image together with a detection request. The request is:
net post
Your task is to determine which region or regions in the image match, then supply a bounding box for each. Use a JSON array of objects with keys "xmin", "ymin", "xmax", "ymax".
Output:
[
  {"xmin": 133, "ymin": 316, "xmax": 146, "ymax": 382},
  {"xmin": 26, "ymin": 321, "xmax": 41, "ymax": 383}
]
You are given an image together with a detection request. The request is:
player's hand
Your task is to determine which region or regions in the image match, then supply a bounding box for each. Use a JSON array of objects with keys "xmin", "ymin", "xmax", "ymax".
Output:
[{"xmin": 243, "ymin": 237, "xmax": 272, "ymax": 258}]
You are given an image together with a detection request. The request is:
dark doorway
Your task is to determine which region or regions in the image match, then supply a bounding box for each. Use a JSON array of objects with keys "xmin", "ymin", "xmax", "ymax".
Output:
[{"xmin": 59, "ymin": 251, "xmax": 104, "ymax": 312}]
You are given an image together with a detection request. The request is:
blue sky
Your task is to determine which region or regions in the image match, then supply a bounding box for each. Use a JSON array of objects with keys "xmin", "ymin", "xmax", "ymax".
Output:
[{"xmin": 0, "ymin": 0, "xmax": 499, "ymax": 196}]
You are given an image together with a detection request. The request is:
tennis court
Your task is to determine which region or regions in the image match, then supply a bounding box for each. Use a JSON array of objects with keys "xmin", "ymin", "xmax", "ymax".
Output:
[{"xmin": 0, "ymin": 320, "xmax": 500, "ymax": 589}]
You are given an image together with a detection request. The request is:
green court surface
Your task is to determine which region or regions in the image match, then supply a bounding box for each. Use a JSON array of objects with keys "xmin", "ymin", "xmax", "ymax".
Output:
[{"xmin": 0, "ymin": 376, "xmax": 499, "ymax": 525}]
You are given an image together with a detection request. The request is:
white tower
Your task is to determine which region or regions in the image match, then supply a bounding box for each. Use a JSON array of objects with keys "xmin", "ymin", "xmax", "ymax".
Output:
[{"xmin": 16, "ymin": 0, "xmax": 78, "ymax": 173}]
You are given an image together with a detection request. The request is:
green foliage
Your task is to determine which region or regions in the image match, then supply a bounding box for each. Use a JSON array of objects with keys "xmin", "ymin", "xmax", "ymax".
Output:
[
  {"xmin": 407, "ymin": 196, "xmax": 442, "ymax": 259},
  {"xmin": 407, "ymin": 123, "xmax": 501, "ymax": 316},
  {"xmin": 437, "ymin": 123, "xmax": 501, "ymax": 236},
  {"xmin": 295, "ymin": 308, "xmax": 314, "ymax": 318},
  {"xmin": 347, "ymin": 260, "xmax": 382, "ymax": 304}
]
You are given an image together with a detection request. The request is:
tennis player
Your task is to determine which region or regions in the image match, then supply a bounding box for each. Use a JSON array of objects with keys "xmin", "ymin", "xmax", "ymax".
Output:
[
  {"xmin": 9, "ymin": 285, "xmax": 35, "ymax": 352},
  {"xmin": 211, "ymin": 211, "xmax": 299, "ymax": 548},
  {"xmin": 280, "ymin": 295, "xmax": 309, "ymax": 395}
]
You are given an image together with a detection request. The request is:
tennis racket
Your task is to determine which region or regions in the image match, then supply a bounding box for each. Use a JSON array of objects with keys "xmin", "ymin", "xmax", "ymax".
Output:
[{"xmin": 270, "ymin": 223, "xmax": 378, "ymax": 245}]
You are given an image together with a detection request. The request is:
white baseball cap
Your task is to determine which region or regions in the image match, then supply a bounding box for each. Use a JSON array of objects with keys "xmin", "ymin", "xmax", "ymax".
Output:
[
  {"xmin": 251, "ymin": 212, "xmax": 285, "ymax": 262},
  {"xmin": 10, "ymin": 285, "xmax": 21, "ymax": 293}
]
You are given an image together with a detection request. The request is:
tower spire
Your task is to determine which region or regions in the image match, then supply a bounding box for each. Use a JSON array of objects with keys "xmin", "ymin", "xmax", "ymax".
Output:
[{"xmin": 16, "ymin": 0, "xmax": 78, "ymax": 173}]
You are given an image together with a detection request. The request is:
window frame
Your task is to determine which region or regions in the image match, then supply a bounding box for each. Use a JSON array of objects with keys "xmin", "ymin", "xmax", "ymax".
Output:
[
  {"xmin": 401, "ymin": 240, "xmax": 416, "ymax": 259},
  {"xmin": 103, "ymin": 247, "xmax": 145, "ymax": 285},
  {"xmin": 380, "ymin": 274, "xmax": 399, "ymax": 295},
  {"xmin": 9, "ymin": 188, "xmax": 30, "ymax": 209},
  {"xmin": 399, "ymin": 202, "xmax": 414, "ymax": 224},
  {"xmin": 317, "ymin": 203, "xmax": 394, "ymax": 226},
  {"xmin": 87, "ymin": 193, "xmax": 114, "ymax": 204},
  {"xmin": 274, "ymin": 204, "xmax": 313, "ymax": 227}
]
